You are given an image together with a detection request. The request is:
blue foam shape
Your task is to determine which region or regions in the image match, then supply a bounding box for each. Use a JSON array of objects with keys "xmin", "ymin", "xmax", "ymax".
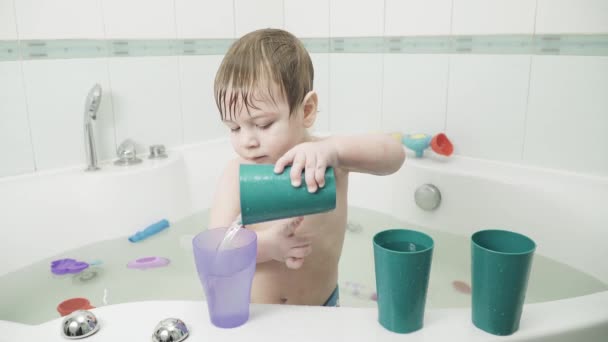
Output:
[{"xmin": 128, "ymin": 219, "xmax": 170, "ymax": 243}]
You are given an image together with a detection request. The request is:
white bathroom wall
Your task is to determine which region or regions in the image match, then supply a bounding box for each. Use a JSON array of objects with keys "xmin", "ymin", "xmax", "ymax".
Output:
[
  {"xmin": 382, "ymin": 0, "xmax": 451, "ymax": 136},
  {"xmin": 0, "ymin": 62, "xmax": 34, "ymax": 177},
  {"xmin": 529, "ymin": 0, "xmax": 608, "ymax": 178},
  {"xmin": 0, "ymin": 0, "xmax": 607, "ymax": 178},
  {"xmin": 535, "ymin": 0, "xmax": 608, "ymax": 34},
  {"xmin": 329, "ymin": 0, "xmax": 384, "ymax": 133},
  {"xmin": 524, "ymin": 56, "xmax": 608, "ymax": 175},
  {"xmin": 285, "ymin": 0, "xmax": 330, "ymax": 132},
  {"xmin": 21, "ymin": 59, "xmax": 116, "ymax": 170},
  {"xmin": 0, "ymin": 0, "xmax": 34, "ymax": 177},
  {"xmin": 15, "ymin": 0, "xmax": 105, "ymax": 40},
  {"xmin": 0, "ymin": 0, "xmax": 18, "ymax": 40}
]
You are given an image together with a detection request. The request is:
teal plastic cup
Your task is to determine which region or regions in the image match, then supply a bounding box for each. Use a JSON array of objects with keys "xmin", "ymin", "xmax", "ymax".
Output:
[
  {"xmin": 471, "ymin": 229, "xmax": 536, "ymax": 336},
  {"xmin": 373, "ymin": 229, "xmax": 434, "ymax": 333},
  {"xmin": 239, "ymin": 164, "xmax": 336, "ymax": 225}
]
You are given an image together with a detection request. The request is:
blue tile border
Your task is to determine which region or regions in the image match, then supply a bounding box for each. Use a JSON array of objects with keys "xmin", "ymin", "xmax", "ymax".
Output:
[
  {"xmin": 0, "ymin": 35, "xmax": 607, "ymax": 61},
  {"xmin": 0, "ymin": 41, "xmax": 20, "ymax": 61}
]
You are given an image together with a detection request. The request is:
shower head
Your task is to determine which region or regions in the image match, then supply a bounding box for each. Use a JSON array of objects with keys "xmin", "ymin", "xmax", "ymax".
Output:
[{"xmin": 85, "ymin": 84, "xmax": 102, "ymax": 120}]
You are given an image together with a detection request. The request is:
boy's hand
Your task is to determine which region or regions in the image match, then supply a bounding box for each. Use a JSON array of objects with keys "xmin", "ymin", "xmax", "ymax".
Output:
[
  {"xmin": 259, "ymin": 216, "xmax": 313, "ymax": 269},
  {"xmin": 274, "ymin": 140, "xmax": 338, "ymax": 193}
]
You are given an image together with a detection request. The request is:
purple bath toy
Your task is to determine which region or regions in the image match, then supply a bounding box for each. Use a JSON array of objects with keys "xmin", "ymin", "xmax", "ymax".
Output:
[
  {"xmin": 51, "ymin": 258, "xmax": 90, "ymax": 275},
  {"xmin": 127, "ymin": 256, "xmax": 170, "ymax": 270}
]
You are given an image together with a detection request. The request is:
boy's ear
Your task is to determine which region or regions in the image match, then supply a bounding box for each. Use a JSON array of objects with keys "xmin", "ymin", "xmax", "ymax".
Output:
[{"xmin": 301, "ymin": 91, "xmax": 318, "ymax": 128}]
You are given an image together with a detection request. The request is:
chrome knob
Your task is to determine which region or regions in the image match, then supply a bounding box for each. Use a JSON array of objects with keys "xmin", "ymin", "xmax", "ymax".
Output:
[
  {"xmin": 152, "ymin": 318, "xmax": 189, "ymax": 342},
  {"xmin": 414, "ymin": 184, "xmax": 441, "ymax": 211},
  {"xmin": 149, "ymin": 144, "xmax": 168, "ymax": 159},
  {"xmin": 61, "ymin": 310, "xmax": 100, "ymax": 339},
  {"xmin": 114, "ymin": 139, "xmax": 142, "ymax": 166}
]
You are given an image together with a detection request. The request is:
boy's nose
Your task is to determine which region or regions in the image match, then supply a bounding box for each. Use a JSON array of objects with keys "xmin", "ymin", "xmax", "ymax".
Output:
[{"xmin": 241, "ymin": 130, "xmax": 260, "ymax": 149}]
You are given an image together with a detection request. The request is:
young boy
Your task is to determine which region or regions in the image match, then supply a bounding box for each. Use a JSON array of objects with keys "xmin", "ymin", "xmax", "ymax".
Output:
[{"xmin": 209, "ymin": 28, "xmax": 405, "ymax": 306}]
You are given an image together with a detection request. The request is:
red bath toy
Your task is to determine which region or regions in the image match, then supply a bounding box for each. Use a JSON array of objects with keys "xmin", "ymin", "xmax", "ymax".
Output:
[
  {"xmin": 430, "ymin": 133, "xmax": 454, "ymax": 156},
  {"xmin": 57, "ymin": 297, "xmax": 95, "ymax": 316}
]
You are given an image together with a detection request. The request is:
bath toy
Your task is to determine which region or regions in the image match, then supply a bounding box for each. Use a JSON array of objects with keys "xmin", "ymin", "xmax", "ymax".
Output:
[
  {"xmin": 57, "ymin": 297, "xmax": 95, "ymax": 317},
  {"xmin": 401, "ymin": 132, "xmax": 453, "ymax": 158},
  {"xmin": 128, "ymin": 219, "xmax": 170, "ymax": 243},
  {"xmin": 73, "ymin": 266, "xmax": 101, "ymax": 283},
  {"xmin": 51, "ymin": 258, "xmax": 89, "ymax": 275},
  {"xmin": 342, "ymin": 281, "xmax": 377, "ymax": 301},
  {"xmin": 387, "ymin": 132, "xmax": 403, "ymax": 143},
  {"xmin": 89, "ymin": 259, "xmax": 103, "ymax": 266},
  {"xmin": 127, "ymin": 256, "xmax": 170, "ymax": 270},
  {"xmin": 452, "ymin": 280, "xmax": 471, "ymax": 294},
  {"xmin": 346, "ymin": 221, "xmax": 363, "ymax": 233}
]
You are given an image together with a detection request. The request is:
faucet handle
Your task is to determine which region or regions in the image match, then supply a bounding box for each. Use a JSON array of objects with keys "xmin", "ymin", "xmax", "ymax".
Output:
[{"xmin": 114, "ymin": 139, "xmax": 143, "ymax": 166}]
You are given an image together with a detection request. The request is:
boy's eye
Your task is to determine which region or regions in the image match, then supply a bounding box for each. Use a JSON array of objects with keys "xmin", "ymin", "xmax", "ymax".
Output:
[
  {"xmin": 257, "ymin": 122, "xmax": 273, "ymax": 130},
  {"xmin": 230, "ymin": 127, "xmax": 240, "ymax": 132}
]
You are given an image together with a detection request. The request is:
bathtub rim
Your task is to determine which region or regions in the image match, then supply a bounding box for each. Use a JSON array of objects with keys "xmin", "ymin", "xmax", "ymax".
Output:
[{"xmin": 3, "ymin": 290, "xmax": 607, "ymax": 341}]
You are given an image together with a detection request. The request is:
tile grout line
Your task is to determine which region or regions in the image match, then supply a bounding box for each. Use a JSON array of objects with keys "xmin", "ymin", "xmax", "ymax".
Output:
[
  {"xmin": 443, "ymin": 0, "xmax": 456, "ymax": 133},
  {"xmin": 521, "ymin": 0, "xmax": 540, "ymax": 161},
  {"xmin": 172, "ymin": 0, "xmax": 186, "ymax": 146},
  {"xmin": 13, "ymin": 0, "xmax": 38, "ymax": 172}
]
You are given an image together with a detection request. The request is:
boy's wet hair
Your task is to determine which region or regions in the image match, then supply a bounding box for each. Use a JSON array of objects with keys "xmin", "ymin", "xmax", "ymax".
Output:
[{"xmin": 214, "ymin": 28, "xmax": 314, "ymax": 120}]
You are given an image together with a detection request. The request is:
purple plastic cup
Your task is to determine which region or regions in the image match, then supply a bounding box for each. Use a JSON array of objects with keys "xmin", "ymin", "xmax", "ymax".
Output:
[{"xmin": 192, "ymin": 227, "xmax": 257, "ymax": 328}]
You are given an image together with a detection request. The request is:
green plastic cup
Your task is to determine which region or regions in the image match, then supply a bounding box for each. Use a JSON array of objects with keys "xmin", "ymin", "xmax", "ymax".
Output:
[
  {"xmin": 239, "ymin": 164, "xmax": 336, "ymax": 225},
  {"xmin": 373, "ymin": 229, "xmax": 434, "ymax": 334},
  {"xmin": 471, "ymin": 229, "xmax": 536, "ymax": 336}
]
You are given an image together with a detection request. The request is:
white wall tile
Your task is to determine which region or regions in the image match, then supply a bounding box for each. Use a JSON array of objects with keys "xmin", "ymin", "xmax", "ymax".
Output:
[
  {"xmin": 330, "ymin": 0, "xmax": 384, "ymax": 37},
  {"xmin": 22, "ymin": 59, "xmax": 115, "ymax": 170},
  {"xmin": 329, "ymin": 54, "xmax": 382, "ymax": 133},
  {"xmin": 178, "ymin": 55, "xmax": 225, "ymax": 144},
  {"xmin": 385, "ymin": 0, "xmax": 453, "ymax": 36},
  {"xmin": 102, "ymin": 0, "xmax": 176, "ymax": 39},
  {"xmin": 446, "ymin": 55, "xmax": 530, "ymax": 162},
  {"xmin": 452, "ymin": 0, "xmax": 536, "ymax": 35},
  {"xmin": 285, "ymin": 0, "xmax": 329, "ymax": 38},
  {"xmin": 175, "ymin": 0, "xmax": 234, "ymax": 39},
  {"xmin": 234, "ymin": 0, "xmax": 284, "ymax": 37},
  {"xmin": 536, "ymin": 0, "xmax": 608, "ymax": 34},
  {"xmin": 108, "ymin": 56, "xmax": 182, "ymax": 153},
  {"xmin": 311, "ymin": 53, "xmax": 330, "ymax": 133},
  {"xmin": 382, "ymin": 54, "xmax": 449, "ymax": 134},
  {"xmin": 0, "ymin": 62, "xmax": 34, "ymax": 176},
  {"xmin": 524, "ymin": 56, "xmax": 608, "ymax": 176},
  {"xmin": 15, "ymin": 0, "xmax": 104, "ymax": 39},
  {"xmin": 0, "ymin": 0, "xmax": 18, "ymax": 40}
]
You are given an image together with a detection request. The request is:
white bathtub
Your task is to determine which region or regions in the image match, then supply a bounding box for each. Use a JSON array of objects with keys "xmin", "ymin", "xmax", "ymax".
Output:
[{"xmin": 1, "ymin": 139, "xmax": 607, "ymax": 341}]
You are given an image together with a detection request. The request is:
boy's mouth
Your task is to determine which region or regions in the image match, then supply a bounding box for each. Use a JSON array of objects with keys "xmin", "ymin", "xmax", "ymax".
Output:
[{"xmin": 249, "ymin": 156, "xmax": 267, "ymax": 163}]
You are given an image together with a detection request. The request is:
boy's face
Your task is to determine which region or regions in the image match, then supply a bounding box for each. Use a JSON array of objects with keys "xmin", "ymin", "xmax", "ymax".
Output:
[{"xmin": 221, "ymin": 86, "xmax": 308, "ymax": 164}]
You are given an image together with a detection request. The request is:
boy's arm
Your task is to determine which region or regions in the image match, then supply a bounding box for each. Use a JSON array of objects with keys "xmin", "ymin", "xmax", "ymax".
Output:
[
  {"xmin": 329, "ymin": 134, "xmax": 405, "ymax": 175},
  {"xmin": 209, "ymin": 158, "xmax": 241, "ymax": 229},
  {"xmin": 209, "ymin": 159, "xmax": 300, "ymax": 265},
  {"xmin": 274, "ymin": 133, "xmax": 405, "ymax": 192}
]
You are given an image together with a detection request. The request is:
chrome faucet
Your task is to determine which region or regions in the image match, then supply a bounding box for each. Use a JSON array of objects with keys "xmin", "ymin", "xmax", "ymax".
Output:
[{"xmin": 84, "ymin": 84, "xmax": 102, "ymax": 171}]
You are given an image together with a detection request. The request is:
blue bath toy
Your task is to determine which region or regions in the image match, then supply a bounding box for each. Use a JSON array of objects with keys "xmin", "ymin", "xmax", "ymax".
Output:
[
  {"xmin": 89, "ymin": 259, "xmax": 103, "ymax": 266},
  {"xmin": 128, "ymin": 219, "xmax": 170, "ymax": 243},
  {"xmin": 402, "ymin": 134, "xmax": 433, "ymax": 157},
  {"xmin": 401, "ymin": 133, "xmax": 454, "ymax": 158}
]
